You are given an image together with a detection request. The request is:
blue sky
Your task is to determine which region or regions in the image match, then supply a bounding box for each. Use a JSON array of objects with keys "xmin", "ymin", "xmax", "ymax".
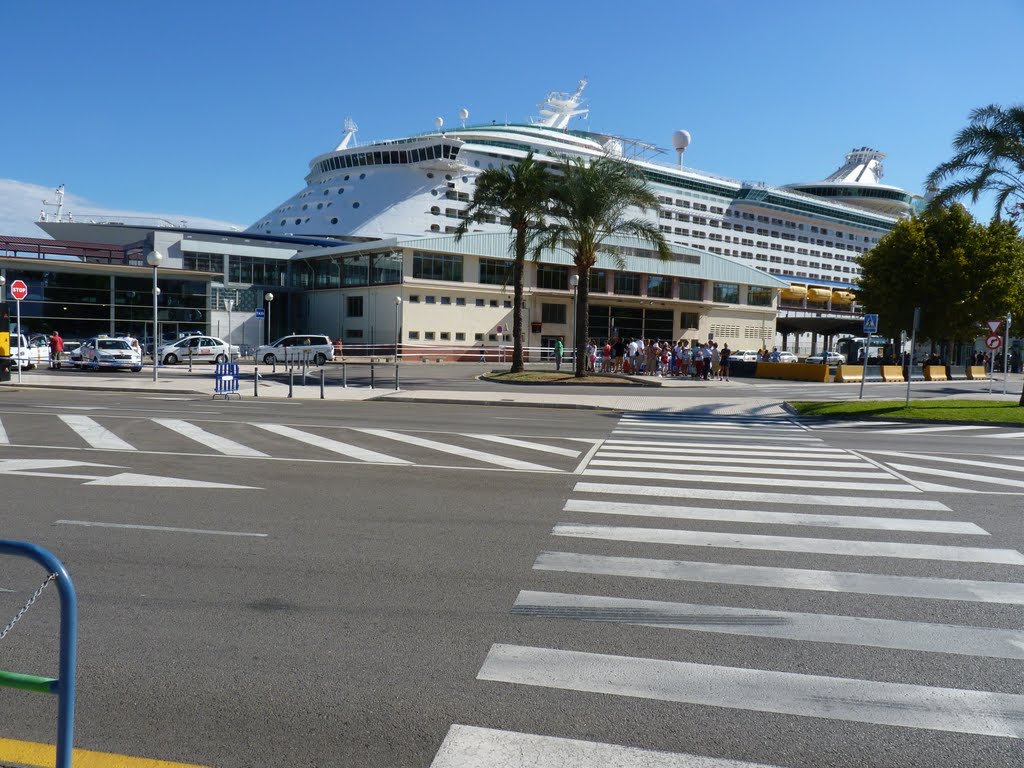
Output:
[{"xmin": 1, "ymin": 0, "xmax": 1021, "ymax": 233}]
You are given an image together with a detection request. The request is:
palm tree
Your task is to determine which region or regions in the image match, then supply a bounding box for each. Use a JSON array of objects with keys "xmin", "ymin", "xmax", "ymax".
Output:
[
  {"xmin": 540, "ymin": 155, "xmax": 671, "ymax": 377},
  {"xmin": 456, "ymin": 152, "xmax": 553, "ymax": 373},
  {"xmin": 926, "ymin": 104, "xmax": 1024, "ymax": 222}
]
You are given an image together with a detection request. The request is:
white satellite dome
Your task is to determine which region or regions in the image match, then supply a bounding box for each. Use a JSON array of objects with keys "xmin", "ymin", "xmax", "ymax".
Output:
[
  {"xmin": 458, "ymin": 108, "xmax": 469, "ymax": 121},
  {"xmin": 671, "ymin": 130, "xmax": 691, "ymax": 151}
]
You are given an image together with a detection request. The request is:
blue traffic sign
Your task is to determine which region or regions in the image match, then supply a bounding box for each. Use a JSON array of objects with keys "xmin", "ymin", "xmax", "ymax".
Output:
[
  {"xmin": 863, "ymin": 314, "xmax": 879, "ymax": 333},
  {"xmin": 255, "ymin": 308, "xmax": 266, "ymax": 318}
]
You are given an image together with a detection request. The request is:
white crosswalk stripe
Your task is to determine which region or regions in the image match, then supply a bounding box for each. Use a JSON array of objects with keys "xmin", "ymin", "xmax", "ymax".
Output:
[
  {"xmin": 152, "ymin": 418, "xmax": 269, "ymax": 457},
  {"xmin": 582, "ymin": 470, "xmax": 915, "ymax": 492},
  {"xmin": 354, "ymin": 428, "xmax": 557, "ymax": 471},
  {"xmin": 596, "ymin": 451, "xmax": 867, "ymax": 468},
  {"xmin": 589, "ymin": 458, "xmax": 892, "ymax": 479},
  {"xmin": 430, "ymin": 725, "xmax": 782, "ymax": 768},
  {"xmin": 251, "ymin": 423, "xmax": 411, "ymax": 464},
  {"xmin": 0, "ymin": 418, "xmax": 7, "ymax": 445},
  {"xmin": 461, "ymin": 433, "xmax": 581, "ymax": 457},
  {"xmin": 512, "ymin": 590, "xmax": 1024, "ymax": 659},
  {"xmin": 477, "ymin": 644, "xmax": 1024, "ymax": 738},
  {"xmin": 603, "ymin": 440, "xmax": 850, "ymax": 456},
  {"xmin": 613, "ymin": 429, "xmax": 824, "ymax": 442},
  {"xmin": 58, "ymin": 415, "xmax": 136, "ymax": 451}
]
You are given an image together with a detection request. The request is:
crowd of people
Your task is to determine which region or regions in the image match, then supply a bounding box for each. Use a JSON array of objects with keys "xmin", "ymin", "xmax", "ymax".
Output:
[{"xmin": 576, "ymin": 337, "xmax": 736, "ymax": 381}]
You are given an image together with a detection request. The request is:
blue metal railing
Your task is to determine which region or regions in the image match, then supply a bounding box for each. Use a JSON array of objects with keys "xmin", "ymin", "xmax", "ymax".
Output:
[{"xmin": 0, "ymin": 540, "xmax": 78, "ymax": 768}]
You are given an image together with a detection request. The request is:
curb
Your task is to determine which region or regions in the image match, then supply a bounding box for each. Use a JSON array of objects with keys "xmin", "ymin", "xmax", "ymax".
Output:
[{"xmin": 380, "ymin": 395, "xmax": 619, "ymax": 411}]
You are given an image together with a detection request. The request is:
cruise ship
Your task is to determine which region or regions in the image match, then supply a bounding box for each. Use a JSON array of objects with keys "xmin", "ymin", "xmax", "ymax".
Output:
[{"xmin": 248, "ymin": 79, "xmax": 922, "ymax": 302}]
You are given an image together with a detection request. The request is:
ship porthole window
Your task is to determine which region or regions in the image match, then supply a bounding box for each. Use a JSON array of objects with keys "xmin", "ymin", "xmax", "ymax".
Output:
[
  {"xmin": 430, "ymin": 189, "xmax": 438, "ymax": 196},
  {"xmin": 426, "ymin": 173, "xmax": 434, "ymax": 179},
  {"xmin": 430, "ymin": 224, "xmax": 440, "ymax": 232},
  {"xmin": 280, "ymin": 219, "xmax": 286, "ymax": 226},
  {"xmin": 330, "ymin": 217, "xmax": 338, "ymax": 225},
  {"xmin": 294, "ymin": 218, "xmax": 301, "ymax": 225},
  {"xmin": 338, "ymin": 189, "xmax": 344, "ymax": 194},
  {"xmin": 323, "ymin": 190, "xmax": 330, "ymax": 196},
  {"xmin": 304, "ymin": 217, "xmax": 310, "ymax": 222},
  {"xmin": 317, "ymin": 203, "xmax": 323, "ymax": 209},
  {"xmin": 352, "ymin": 202, "xmax": 360, "ymax": 209},
  {"xmin": 344, "ymin": 175, "xmax": 350, "ymax": 181},
  {"xmin": 359, "ymin": 173, "xmax": 366, "ymax": 180},
  {"xmin": 326, "ymin": 202, "xmax": 332, "ymax": 207},
  {"xmin": 430, "ymin": 206, "xmax": 440, "ymax": 215},
  {"xmin": 462, "ymin": 176, "xmax": 469, "ymax": 183},
  {"xmin": 473, "ymin": 161, "xmax": 480, "ymax": 167},
  {"xmin": 302, "ymin": 204, "xmax": 308, "ymax": 210},
  {"xmin": 445, "ymin": 175, "xmax": 452, "ymax": 181}
]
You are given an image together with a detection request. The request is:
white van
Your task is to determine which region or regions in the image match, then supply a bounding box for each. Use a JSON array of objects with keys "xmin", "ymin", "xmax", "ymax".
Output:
[
  {"xmin": 10, "ymin": 333, "xmax": 51, "ymax": 370},
  {"xmin": 254, "ymin": 334, "xmax": 334, "ymax": 366}
]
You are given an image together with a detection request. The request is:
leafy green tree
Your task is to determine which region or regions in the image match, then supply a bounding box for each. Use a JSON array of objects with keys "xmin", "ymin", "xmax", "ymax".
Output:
[
  {"xmin": 926, "ymin": 104, "xmax": 1024, "ymax": 222},
  {"xmin": 539, "ymin": 155, "xmax": 670, "ymax": 377},
  {"xmin": 456, "ymin": 152, "xmax": 553, "ymax": 373},
  {"xmin": 858, "ymin": 203, "xmax": 1024, "ymax": 366}
]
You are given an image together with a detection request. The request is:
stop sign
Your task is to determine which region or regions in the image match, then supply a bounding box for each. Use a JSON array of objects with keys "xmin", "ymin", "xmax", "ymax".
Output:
[{"xmin": 9, "ymin": 279, "xmax": 28, "ymax": 301}]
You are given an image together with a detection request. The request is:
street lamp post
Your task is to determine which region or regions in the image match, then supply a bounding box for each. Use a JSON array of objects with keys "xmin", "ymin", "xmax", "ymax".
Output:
[
  {"xmin": 224, "ymin": 292, "xmax": 235, "ymax": 361},
  {"xmin": 265, "ymin": 292, "xmax": 274, "ymax": 345},
  {"xmin": 394, "ymin": 296, "xmax": 402, "ymax": 390},
  {"xmin": 569, "ymin": 273, "xmax": 580, "ymax": 372},
  {"xmin": 147, "ymin": 251, "xmax": 162, "ymax": 381}
]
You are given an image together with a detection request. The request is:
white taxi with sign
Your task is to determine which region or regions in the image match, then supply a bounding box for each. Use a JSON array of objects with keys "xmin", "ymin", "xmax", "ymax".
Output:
[
  {"xmin": 9, "ymin": 333, "xmax": 51, "ymax": 370},
  {"xmin": 158, "ymin": 335, "xmax": 239, "ymax": 365},
  {"xmin": 80, "ymin": 336, "xmax": 143, "ymax": 371}
]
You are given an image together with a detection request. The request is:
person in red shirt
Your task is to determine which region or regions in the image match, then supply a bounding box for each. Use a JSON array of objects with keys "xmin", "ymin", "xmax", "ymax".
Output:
[{"xmin": 49, "ymin": 331, "xmax": 64, "ymax": 369}]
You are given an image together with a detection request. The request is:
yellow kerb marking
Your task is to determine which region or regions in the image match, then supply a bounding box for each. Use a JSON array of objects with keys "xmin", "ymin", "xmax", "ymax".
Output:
[{"xmin": 0, "ymin": 738, "xmax": 209, "ymax": 768}]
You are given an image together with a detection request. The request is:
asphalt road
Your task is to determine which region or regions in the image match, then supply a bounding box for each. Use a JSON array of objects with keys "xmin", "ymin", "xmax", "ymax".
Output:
[{"xmin": 0, "ymin": 389, "xmax": 1022, "ymax": 767}]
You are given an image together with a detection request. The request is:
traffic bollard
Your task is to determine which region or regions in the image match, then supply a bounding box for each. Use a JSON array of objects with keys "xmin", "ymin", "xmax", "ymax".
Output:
[
  {"xmin": 395, "ymin": 359, "xmax": 400, "ymax": 390},
  {"xmin": 289, "ymin": 369, "xmax": 294, "ymax": 398},
  {"xmin": 320, "ymin": 368, "xmax": 325, "ymax": 399},
  {"xmin": 342, "ymin": 362, "xmax": 347, "ymax": 388},
  {"xmin": 253, "ymin": 364, "xmax": 259, "ymax": 398},
  {"xmin": 188, "ymin": 349, "xmax": 193, "ymax": 373},
  {"xmin": 370, "ymin": 362, "xmax": 375, "ymax": 389}
]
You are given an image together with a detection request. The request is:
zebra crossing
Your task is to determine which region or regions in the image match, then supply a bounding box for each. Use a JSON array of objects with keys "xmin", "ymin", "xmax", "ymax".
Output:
[
  {"xmin": 806, "ymin": 419, "xmax": 1024, "ymax": 439},
  {"xmin": 0, "ymin": 413, "xmax": 588, "ymax": 473},
  {"xmin": 433, "ymin": 410, "xmax": 1024, "ymax": 767}
]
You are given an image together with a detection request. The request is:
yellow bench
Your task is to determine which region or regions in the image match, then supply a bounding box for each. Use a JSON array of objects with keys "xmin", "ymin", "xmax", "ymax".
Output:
[
  {"xmin": 880, "ymin": 365, "xmax": 904, "ymax": 382},
  {"xmin": 834, "ymin": 365, "xmax": 863, "ymax": 383},
  {"xmin": 965, "ymin": 365, "xmax": 988, "ymax": 380},
  {"xmin": 755, "ymin": 362, "xmax": 830, "ymax": 382},
  {"xmin": 923, "ymin": 365, "xmax": 947, "ymax": 381}
]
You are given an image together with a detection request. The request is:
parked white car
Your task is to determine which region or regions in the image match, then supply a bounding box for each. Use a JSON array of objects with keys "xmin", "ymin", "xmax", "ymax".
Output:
[
  {"xmin": 158, "ymin": 335, "xmax": 239, "ymax": 365},
  {"xmin": 9, "ymin": 333, "xmax": 50, "ymax": 370},
  {"xmin": 731, "ymin": 350, "xmax": 759, "ymax": 362},
  {"xmin": 805, "ymin": 351, "xmax": 846, "ymax": 365},
  {"xmin": 776, "ymin": 351, "xmax": 799, "ymax": 363},
  {"xmin": 80, "ymin": 336, "xmax": 143, "ymax": 371},
  {"xmin": 254, "ymin": 334, "xmax": 334, "ymax": 366}
]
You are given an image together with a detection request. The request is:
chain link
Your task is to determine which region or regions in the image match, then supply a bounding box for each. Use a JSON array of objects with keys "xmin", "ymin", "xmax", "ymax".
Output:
[{"xmin": 0, "ymin": 573, "xmax": 57, "ymax": 642}]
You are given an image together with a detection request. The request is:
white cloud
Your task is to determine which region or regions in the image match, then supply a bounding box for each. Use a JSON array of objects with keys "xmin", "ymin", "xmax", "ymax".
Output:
[{"xmin": 0, "ymin": 179, "xmax": 243, "ymax": 237}]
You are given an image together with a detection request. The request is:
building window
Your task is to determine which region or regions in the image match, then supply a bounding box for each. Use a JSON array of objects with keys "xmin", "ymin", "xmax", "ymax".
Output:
[
  {"xmin": 680, "ymin": 312, "xmax": 700, "ymax": 329},
  {"xmin": 503, "ymin": 300, "xmax": 512, "ymax": 308},
  {"xmin": 413, "ymin": 251, "xmax": 463, "ymax": 281},
  {"xmin": 408, "ymin": 331, "xmax": 419, "ymax": 340},
  {"xmin": 536, "ymin": 263, "xmax": 569, "ymax": 290},
  {"xmin": 425, "ymin": 295, "xmax": 436, "ymax": 304},
  {"xmin": 647, "ymin": 275, "xmax": 671, "ymax": 298},
  {"xmin": 747, "ymin": 286, "xmax": 773, "ymax": 306},
  {"xmin": 474, "ymin": 333, "xmax": 484, "ymax": 341},
  {"xmin": 678, "ymin": 279, "xmax": 702, "ymax": 301},
  {"xmin": 614, "ymin": 272, "xmax": 641, "ymax": 296},
  {"xmin": 713, "ymin": 282, "xmax": 740, "ymax": 303},
  {"xmin": 345, "ymin": 328, "xmax": 364, "ymax": 338},
  {"xmin": 347, "ymin": 296, "xmax": 364, "ymax": 318},
  {"xmin": 456, "ymin": 332, "xmax": 466, "ymax": 341},
  {"xmin": 475, "ymin": 298, "xmax": 484, "ymax": 307},
  {"xmin": 425, "ymin": 332, "xmax": 435, "ymax": 340},
  {"xmin": 441, "ymin": 296, "xmax": 451, "ymax": 305},
  {"xmin": 455, "ymin": 297, "xmax": 466, "ymax": 306},
  {"xmin": 409, "ymin": 295, "xmax": 420, "ymax": 303},
  {"xmin": 541, "ymin": 303, "xmax": 567, "ymax": 324},
  {"xmin": 440, "ymin": 332, "xmax": 451, "ymax": 340},
  {"xmin": 588, "ymin": 269, "xmax": 608, "ymax": 294},
  {"xmin": 489, "ymin": 299, "xmax": 498, "ymax": 307},
  {"xmin": 479, "ymin": 258, "xmax": 512, "ymax": 285}
]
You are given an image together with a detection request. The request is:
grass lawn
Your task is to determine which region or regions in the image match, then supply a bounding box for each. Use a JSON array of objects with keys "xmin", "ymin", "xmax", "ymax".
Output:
[
  {"xmin": 789, "ymin": 399, "xmax": 1024, "ymax": 424},
  {"xmin": 484, "ymin": 371, "xmax": 636, "ymax": 385}
]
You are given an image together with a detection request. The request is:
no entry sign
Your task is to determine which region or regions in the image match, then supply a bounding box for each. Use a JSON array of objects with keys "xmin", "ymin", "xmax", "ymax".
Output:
[{"xmin": 9, "ymin": 279, "xmax": 27, "ymax": 301}]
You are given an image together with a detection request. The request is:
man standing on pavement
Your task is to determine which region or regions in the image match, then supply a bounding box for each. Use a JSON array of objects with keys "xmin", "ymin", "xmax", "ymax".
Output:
[
  {"xmin": 49, "ymin": 330, "xmax": 64, "ymax": 369},
  {"xmin": 554, "ymin": 338, "xmax": 564, "ymax": 371}
]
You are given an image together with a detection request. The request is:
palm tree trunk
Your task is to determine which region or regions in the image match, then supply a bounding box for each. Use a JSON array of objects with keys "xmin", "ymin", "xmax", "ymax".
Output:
[
  {"xmin": 575, "ymin": 267, "xmax": 589, "ymax": 378},
  {"xmin": 511, "ymin": 250, "xmax": 525, "ymax": 373}
]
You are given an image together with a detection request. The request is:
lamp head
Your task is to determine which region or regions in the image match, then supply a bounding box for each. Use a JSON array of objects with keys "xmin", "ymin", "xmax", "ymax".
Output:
[
  {"xmin": 395, "ymin": 296, "xmax": 403, "ymax": 305},
  {"xmin": 265, "ymin": 292, "xmax": 274, "ymax": 302},
  {"xmin": 146, "ymin": 250, "xmax": 163, "ymax": 267},
  {"xmin": 569, "ymin": 274, "xmax": 580, "ymax": 288}
]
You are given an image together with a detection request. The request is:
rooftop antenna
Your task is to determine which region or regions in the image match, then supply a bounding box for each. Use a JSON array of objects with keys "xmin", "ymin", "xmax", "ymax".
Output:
[
  {"xmin": 459, "ymin": 108, "xmax": 469, "ymax": 129},
  {"xmin": 41, "ymin": 183, "xmax": 66, "ymax": 222},
  {"xmin": 672, "ymin": 130, "xmax": 691, "ymax": 168},
  {"xmin": 335, "ymin": 117, "xmax": 359, "ymax": 151}
]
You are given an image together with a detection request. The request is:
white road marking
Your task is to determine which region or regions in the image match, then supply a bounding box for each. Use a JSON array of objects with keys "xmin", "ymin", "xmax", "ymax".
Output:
[
  {"xmin": 618, "ymin": 420, "xmax": 802, "ymax": 431},
  {"xmin": 354, "ymin": 428, "xmax": 556, "ymax": 471},
  {"xmin": 0, "ymin": 418, "xmax": 7, "ymax": 445},
  {"xmin": 56, "ymin": 520, "xmax": 267, "ymax": 537},
  {"xmin": 462, "ymin": 433, "xmax": 581, "ymax": 457},
  {"xmin": 876, "ymin": 425, "xmax": 999, "ymax": 434},
  {"xmin": 513, "ymin": 590, "xmax": 1024, "ymax": 659},
  {"xmin": 33, "ymin": 405, "xmax": 108, "ymax": 410},
  {"xmin": 430, "ymin": 725, "xmax": 780, "ymax": 768},
  {"xmin": 574, "ymin": 482, "xmax": 950, "ymax": 510},
  {"xmin": 596, "ymin": 452, "xmax": 868, "ymax": 468},
  {"xmin": 989, "ymin": 432, "xmax": 1024, "ymax": 439},
  {"xmin": 152, "ymin": 418, "xmax": 268, "ymax": 457},
  {"xmin": 868, "ymin": 451, "xmax": 1024, "ymax": 475},
  {"xmin": 534, "ymin": 551, "xmax": 1024, "ymax": 605},
  {"xmin": 59, "ymin": 415, "xmax": 136, "ymax": 450},
  {"xmin": 613, "ymin": 429, "xmax": 823, "ymax": 443},
  {"xmin": 604, "ymin": 440, "xmax": 848, "ymax": 455},
  {"xmin": 83, "ymin": 473, "xmax": 258, "ymax": 489},
  {"xmin": 477, "ymin": 644, "xmax": 1024, "ymax": 738},
  {"xmin": 889, "ymin": 463, "xmax": 1024, "ymax": 489},
  {"xmin": 589, "ymin": 459, "xmax": 891, "ymax": 479},
  {"xmin": 562, "ymin": 499, "xmax": 988, "ymax": 535},
  {"xmin": 252, "ymin": 423, "xmax": 410, "ymax": 464},
  {"xmin": 582, "ymin": 468, "xmax": 911, "ymax": 492},
  {"xmin": 552, "ymin": 523, "xmax": 1024, "ymax": 564}
]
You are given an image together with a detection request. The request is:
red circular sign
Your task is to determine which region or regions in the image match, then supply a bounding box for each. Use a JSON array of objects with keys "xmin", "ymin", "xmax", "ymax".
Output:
[
  {"xmin": 985, "ymin": 335, "xmax": 1002, "ymax": 350},
  {"xmin": 9, "ymin": 279, "xmax": 28, "ymax": 301}
]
